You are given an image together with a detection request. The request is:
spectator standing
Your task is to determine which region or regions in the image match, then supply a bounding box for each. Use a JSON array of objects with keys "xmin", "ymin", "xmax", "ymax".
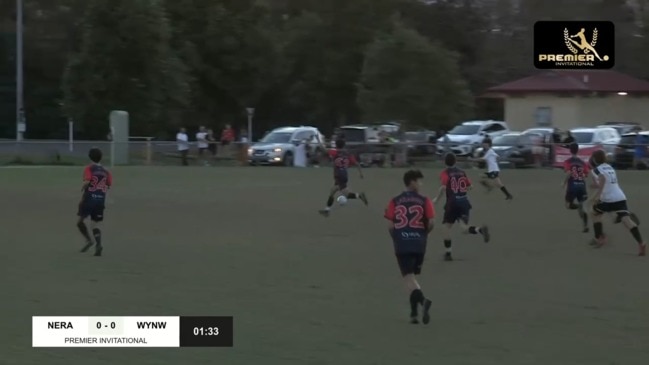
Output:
[
  {"xmin": 240, "ymin": 129, "xmax": 249, "ymax": 144},
  {"xmin": 196, "ymin": 126, "xmax": 209, "ymax": 166},
  {"xmin": 220, "ymin": 124, "xmax": 235, "ymax": 156},
  {"xmin": 176, "ymin": 127, "xmax": 189, "ymax": 166},
  {"xmin": 563, "ymin": 131, "xmax": 575, "ymax": 146},
  {"xmin": 206, "ymin": 129, "xmax": 217, "ymax": 158}
]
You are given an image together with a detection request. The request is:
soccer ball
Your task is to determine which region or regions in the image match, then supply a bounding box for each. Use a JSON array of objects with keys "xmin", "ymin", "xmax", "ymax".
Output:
[{"xmin": 337, "ymin": 195, "xmax": 348, "ymax": 205}]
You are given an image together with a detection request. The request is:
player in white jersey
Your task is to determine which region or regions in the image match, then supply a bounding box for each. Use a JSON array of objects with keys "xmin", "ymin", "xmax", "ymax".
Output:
[
  {"xmin": 588, "ymin": 150, "xmax": 645, "ymax": 256},
  {"xmin": 478, "ymin": 138, "xmax": 513, "ymax": 200}
]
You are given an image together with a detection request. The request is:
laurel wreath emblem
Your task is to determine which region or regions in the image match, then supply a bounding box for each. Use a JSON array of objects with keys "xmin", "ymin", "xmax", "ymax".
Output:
[{"xmin": 564, "ymin": 28, "xmax": 578, "ymax": 54}]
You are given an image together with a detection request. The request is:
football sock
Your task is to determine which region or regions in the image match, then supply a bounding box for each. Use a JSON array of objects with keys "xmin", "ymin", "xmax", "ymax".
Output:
[
  {"xmin": 92, "ymin": 228, "xmax": 102, "ymax": 247},
  {"xmin": 568, "ymin": 203, "xmax": 579, "ymax": 210},
  {"xmin": 500, "ymin": 186, "xmax": 511, "ymax": 197},
  {"xmin": 409, "ymin": 289, "xmax": 424, "ymax": 315},
  {"xmin": 77, "ymin": 222, "xmax": 91, "ymax": 242},
  {"xmin": 444, "ymin": 239, "xmax": 452, "ymax": 252},
  {"xmin": 468, "ymin": 226, "xmax": 481, "ymax": 234},
  {"xmin": 346, "ymin": 192, "xmax": 358, "ymax": 199},
  {"xmin": 594, "ymin": 222, "xmax": 603, "ymax": 239},
  {"xmin": 326, "ymin": 195, "xmax": 334, "ymax": 208},
  {"xmin": 579, "ymin": 209, "xmax": 588, "ymax": 226},
  {"xmin": 630, "ymin": 227, "xmax": 643, "ymax": 244}
]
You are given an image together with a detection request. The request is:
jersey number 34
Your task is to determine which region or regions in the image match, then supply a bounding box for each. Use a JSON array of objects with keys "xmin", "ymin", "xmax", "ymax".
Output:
[
  {"xmin": 88, "ymin": 176, "xmax": 108, "ymax": 193},
  {"xmin": 394, "ymin": 205, "xmax": 425, "ymax": 229}
]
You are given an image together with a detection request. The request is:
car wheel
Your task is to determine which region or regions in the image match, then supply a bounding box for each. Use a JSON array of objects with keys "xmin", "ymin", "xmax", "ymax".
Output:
[{"xmin": 283, "ymin": 152, "xmax": 294, "ymax": 166}]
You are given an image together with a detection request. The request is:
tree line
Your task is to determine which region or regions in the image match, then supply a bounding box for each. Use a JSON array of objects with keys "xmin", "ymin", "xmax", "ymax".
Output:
[{"xmin": 1, "ymin": 0, "xmax": 648, "ymax": 140}]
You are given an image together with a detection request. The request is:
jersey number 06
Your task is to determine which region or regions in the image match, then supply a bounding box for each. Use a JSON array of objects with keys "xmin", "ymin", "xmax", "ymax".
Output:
[{"xmin": 394, "ymin": 205, "xmax": 425, "ymax": 229}]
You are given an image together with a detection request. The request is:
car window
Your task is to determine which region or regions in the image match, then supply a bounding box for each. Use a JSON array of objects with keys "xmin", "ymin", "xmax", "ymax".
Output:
[
  {"xmin": 483, "ymin": 124, "xmax": 505, "ymax": 133},
  {"xmin": 292, "ymin": 130, "xmax": 311, "ymax": 141}
]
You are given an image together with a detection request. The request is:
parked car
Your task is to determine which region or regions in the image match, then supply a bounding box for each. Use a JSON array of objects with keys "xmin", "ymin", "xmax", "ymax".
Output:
[
  {"xmin": 404, "ymin": 131, "xmax": 436, "ymax": 156},
  {"xmin": 570, "ymin": 127, "xmax": 621, "ymax": 158},
  {"xmin": 473, "ymin": 132, "xmax": 537, "ymax": 168},
  {"xmin": 597, "ymin": 122, "xmax": 642, "ymax": 136},
  {"xmin": 613, "ymin": 131, "xmax": 649, "ymax": 169},
  {"xmin": 248, "ymin": 126, "xmax": 325, "ymax": 166},
  {"xmin": 437, "ymin": 120, "xmax": 509, "ymax": 156}
]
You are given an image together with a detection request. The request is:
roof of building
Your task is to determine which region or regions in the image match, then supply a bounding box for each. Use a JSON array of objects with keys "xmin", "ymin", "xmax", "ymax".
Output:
[{"xmin": 484, "ymin": 70, "xmax": 649, "ymax": 95}]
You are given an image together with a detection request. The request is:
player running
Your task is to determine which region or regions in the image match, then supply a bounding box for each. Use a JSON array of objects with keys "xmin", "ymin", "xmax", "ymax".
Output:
[
  {"xmin": 587, "ymin": 150, "xmax": 645, "ymax": 256},
  {"xmin": 433, "ymin": 153, "xmax": 490, "ymax": 261},
  {"xmin": 561, "ymin": 143, "xmax": 590, "ymax": 233},
  {"xmin": 479, "ymin": 138, "xmax": 513, "ymax": 200},
  {"xmin": 319, "ymin": 139, "xmax": 368, "ymax": 217},
  {"xmin": 77, "ymin": 148, "xmax": 112, "ymax": 256},
  {"xmin": 384, "ymin": 170, "xmax": 434, "ymax": 324}
]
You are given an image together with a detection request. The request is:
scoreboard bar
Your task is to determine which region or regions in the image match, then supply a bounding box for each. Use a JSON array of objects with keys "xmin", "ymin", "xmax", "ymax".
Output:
[{"xmin": 32, "ymin": 316, "xmax": 233, "ymax": 348}]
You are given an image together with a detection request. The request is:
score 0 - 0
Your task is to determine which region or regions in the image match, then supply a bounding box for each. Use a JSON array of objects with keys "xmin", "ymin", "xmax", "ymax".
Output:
[{"xmin": 88, "ymin": 317, "xmax": 124, "ymax": 335}]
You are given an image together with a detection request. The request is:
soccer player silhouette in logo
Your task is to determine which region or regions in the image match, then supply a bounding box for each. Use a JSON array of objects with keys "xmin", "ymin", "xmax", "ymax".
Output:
[{"xmin": 568, "ymin": 28, "xmax": 603, "ymax": 61}]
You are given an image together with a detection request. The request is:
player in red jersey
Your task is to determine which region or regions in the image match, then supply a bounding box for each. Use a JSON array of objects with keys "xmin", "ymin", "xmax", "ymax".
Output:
[
  {"xmin": 384, "ymin": 170, "xmax": 434, "ymax": 324},
  {"xmin": 319, "ymin": 139, "xmax": 368, "ymax": 217},
  {"xmin": 77, "ymin": 148, "xmax": 112, "ymax": 256},
  {"xmin": 561, "ymin": 143, "xmax": 590, "ymax": 232},
  {"xmin": 433, "ymin": 153, "xmax": 490, "ymax": 261}
]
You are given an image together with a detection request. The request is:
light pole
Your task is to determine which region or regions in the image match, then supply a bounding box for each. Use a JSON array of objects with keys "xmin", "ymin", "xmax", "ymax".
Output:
[
  {"xmin": 16, "ymin": 0, "xmax": 25, "ymax": 141},
  {"xmin": 246, "ymin": 107, "xmax": 255, "ymax": 142}
]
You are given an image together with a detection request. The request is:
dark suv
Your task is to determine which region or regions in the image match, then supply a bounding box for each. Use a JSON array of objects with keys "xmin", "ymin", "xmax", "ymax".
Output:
[{"xmin": 614, "ymin": 131, "xmax": 649, "ymax": 169}]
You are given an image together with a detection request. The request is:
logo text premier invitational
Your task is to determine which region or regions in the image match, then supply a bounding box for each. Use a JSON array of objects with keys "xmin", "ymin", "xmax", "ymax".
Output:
[{"xmin": 534, "ymin": 21, "xmax": 615, "ymax": 69}]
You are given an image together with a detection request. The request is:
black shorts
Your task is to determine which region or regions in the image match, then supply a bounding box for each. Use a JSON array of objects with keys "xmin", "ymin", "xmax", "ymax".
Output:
[
  {"xmin": 334, "ymin": 176, "xmax": 348, "ymax": 190},
  {"xmin": 443, "ymin": 204, "xmax": 470, "ymax": 224},
  {"xmin": 198, "ymin": 147, "xmax": 208, "ymax": 155},
  {"xmin": 395, "ymin": 253, "xmax": 425, "ymax": 275},
  {"xmin": 593, "ymin": 200, "xmax": 629, "ymax": 217},
  {"xmin": 78, "ymin": 202, "xmax": 105, "ymax": 222},
  {"xmin": 485, "ymin": 171, "xmax": 499, "ymax": 179},
  {"xmin": 565, "ymin": 186, "xmax": 588, "ymax": 203}
]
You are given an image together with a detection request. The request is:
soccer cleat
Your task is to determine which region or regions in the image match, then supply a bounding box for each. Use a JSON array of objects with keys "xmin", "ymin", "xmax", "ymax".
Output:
[
  {"xmin": 639, "ymin": 244, "xmax": 646, "ymax": 257},
  {"xmin": 444, "ymin": 252, "xmax": 453, "ymax": 261},
  {"xmin": 94, "ymin": 246, "xmax": 103, "ymax": 257},
  {"xmin": 480, "ymin": 225, "xmax": 490, "ymax": 243},
  {"xmin": 359, "ymin": 192, "xmax": 369, "ymax": 206},
  {"xmin": 80, "ymin": 241, "xmax": 94, "ymax": 253},
  {"xmin": 410, "ymin": 316, "xmax": 419, "ymax": 324},
  {"xmin": 318, "ymin": 209, "xmax": 330, "ymax": 217},
  {"xmin": 582, "ymin": 226, "xmax": 589, "ymax": 233},
  {"xmin": 591, "ymin": 235, "xmax": 607, "ymax": 248},
  {"xmin": 421, "ymin": 299, "xmax": 432, "ymax": 325},
  {"xmin": 505, "ymin": 194, "xmax": 513, "ymax": 200}
]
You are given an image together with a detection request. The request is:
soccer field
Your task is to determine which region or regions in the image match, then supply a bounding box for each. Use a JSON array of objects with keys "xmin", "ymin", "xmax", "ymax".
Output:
[{"xmin": 3, "ymin": 166, "xmax": 649, "ymax": 365}]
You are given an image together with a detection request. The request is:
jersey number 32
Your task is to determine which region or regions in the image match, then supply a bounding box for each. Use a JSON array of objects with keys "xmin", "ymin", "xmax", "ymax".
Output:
[{"xmin": 394, "ymin": 205, "xmax": 425, "ymax": 229}]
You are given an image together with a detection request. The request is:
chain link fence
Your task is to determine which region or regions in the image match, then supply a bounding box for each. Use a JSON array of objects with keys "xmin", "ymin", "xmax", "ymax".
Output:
[{"xmin": 1, "ymin": 139, "xmax": 648, "ymax": 169}]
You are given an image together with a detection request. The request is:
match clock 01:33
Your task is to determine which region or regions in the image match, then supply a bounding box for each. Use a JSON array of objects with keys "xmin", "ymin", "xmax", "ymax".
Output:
[{"xmin": 178, "ymin": 316, "xmax": 233, "ymax": 347}]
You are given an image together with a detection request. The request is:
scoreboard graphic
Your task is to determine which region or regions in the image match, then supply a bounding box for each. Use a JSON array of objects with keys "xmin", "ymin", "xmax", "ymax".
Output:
[{"xmin": 32, "ymin": 316, "xmax": 233, "ymax": 347}]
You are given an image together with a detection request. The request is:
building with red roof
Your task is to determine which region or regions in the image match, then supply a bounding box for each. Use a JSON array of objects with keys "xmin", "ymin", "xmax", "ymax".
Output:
[{"xmin": 482, "ymin": 70, "xmax": 649, "ymax": 130}]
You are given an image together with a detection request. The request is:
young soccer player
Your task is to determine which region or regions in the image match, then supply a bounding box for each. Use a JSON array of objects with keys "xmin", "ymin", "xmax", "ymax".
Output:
[
  {"xmin": 384, "ymin": 170, "xmax": 434, "ymax": 324},
  {"xmin": 319, "ymin": 139, "xmax": 368, "ymax": 217},
  {"xmin": 433, "ymin": 153, "xmax": 490, "ymax": 261},
  {"xmin": 562, "ymin": 143, "xmax": 590, "ymax": 233},
  {"xmin": 77, "ymin": 148, "xmax": 112, "ymax": 256},
  {"xmin": 479, "ymin": 138, "xmax": 513, "ymax": 200},
  {"xmin": 588, "ymin": 150, "xmax": 645, "ymax": 256}
]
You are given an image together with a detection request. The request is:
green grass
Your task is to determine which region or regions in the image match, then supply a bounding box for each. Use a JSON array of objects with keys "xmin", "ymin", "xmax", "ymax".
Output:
[{"xmin": 3, "ymin": 166, "xmax": 649, "ymax": 365}]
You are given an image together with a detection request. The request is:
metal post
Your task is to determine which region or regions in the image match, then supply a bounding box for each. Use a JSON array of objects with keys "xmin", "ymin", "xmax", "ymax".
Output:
[
  {"xmin": 246, "ymin": 107, "xmax": 255, "ymax": 142},
  {"xmin": 16, "ymin": 0, "xmax": 24, "ymax": 141},
  {"xmin": 68, "ymin": 119, "xmax": 73, "ymax": 152}
]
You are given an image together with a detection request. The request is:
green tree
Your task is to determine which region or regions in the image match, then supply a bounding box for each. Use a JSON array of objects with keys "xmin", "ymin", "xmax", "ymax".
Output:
[
  {"xmin": 62, "ymin": 0, "xmax": 190, "ymax": 138},
  {"xmin": 357, "ymin": 21, "xmax": 473, "ymax": 129}
]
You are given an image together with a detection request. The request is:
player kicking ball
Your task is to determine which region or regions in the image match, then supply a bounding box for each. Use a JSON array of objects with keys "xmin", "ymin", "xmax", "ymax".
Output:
[
  {"xmin": 561, "ymin": 143, "xmax": 590, "ymax": 233},
  {"xmin": 587, "ymin": 150, "xmax": 645, "ymax": 256},
  {"xmin": 478, "ymin": 138, "xmax": 513, "ymax": 200},
  {"xmin": 433, "ymin": 153, "xmax": 490, "ymax": 261},
  {"xmin": 384, "ymin": 170, "xmax": 434, "ymax": 324},
  {"xmin": 77, "ymin": 148, "xmax": 112, "ymax": 256},
  {"xmin": 319, "ymin": 139, "xmax": 368, "ymax": 217}
]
